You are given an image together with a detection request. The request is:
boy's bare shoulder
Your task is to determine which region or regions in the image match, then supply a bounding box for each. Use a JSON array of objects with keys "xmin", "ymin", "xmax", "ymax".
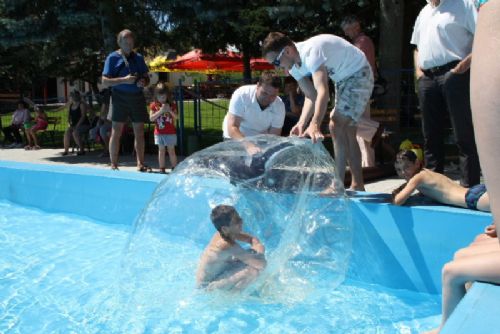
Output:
[
  {"xmin": 407, "ymin": 170, "xmax": 426, "ymax": 186},
  {"xmin": 210, "ymin": 236, "xmax": 236, "ymax": 252}
]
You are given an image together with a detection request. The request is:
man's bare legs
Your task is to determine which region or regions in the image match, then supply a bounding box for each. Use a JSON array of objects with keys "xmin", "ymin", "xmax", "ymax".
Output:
[
  {"xmin": 346, "ymin": 124, "xmax": 364, "ymax": 190},
  {"xmin": 109, "ymin": 121, "xmax": 124, "ymax": 169},
  {"xmin": 471, "ymin": 1, "xmax": 500, "ymax": 242},
  {"xmin": 132, "ymin": 122, "xmax": 145, "ymax": 168},
  {"xmin": 330, "ymin": 114, "xmax": 365, "ymax": 191}
]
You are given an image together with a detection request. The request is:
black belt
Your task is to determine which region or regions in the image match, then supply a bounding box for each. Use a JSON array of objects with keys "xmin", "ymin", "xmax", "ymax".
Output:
[{"xmin": 422, "ymin": 60, "xmax": 460, "ymax": 77}]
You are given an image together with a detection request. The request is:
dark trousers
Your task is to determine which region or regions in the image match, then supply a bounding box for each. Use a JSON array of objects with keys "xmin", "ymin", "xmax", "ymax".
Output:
[
  {"xmin": 2, "ymin": 124, "xmax": 23, "ymax": 143},
  {"xmin": 417, "ymin": 69, "xmax": 480, "ymax": 187}
]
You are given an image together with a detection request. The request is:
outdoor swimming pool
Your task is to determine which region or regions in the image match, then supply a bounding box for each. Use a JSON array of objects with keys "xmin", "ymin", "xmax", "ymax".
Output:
[{"xmin": 0, "ymin": 155, "xmax": 493, "ymax": 333}]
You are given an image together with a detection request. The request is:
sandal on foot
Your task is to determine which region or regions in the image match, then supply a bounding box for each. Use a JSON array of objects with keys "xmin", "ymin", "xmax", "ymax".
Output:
[
  {"xmin": 137, "ymin": 164, "xmax": 153, "ymax": 173},
  {"xmin": 33, "ymin": 145, "xmax": 41, "ymax": 150},
  {"xmin": 111, "ymin": 164, "xmax": 119, "ymax": 171},
  {"xmin": 24, "ymin": 146, "xmax": 32, "ymax": 150}
]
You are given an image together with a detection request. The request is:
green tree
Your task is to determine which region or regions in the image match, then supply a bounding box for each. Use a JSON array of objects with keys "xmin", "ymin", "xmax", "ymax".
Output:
[{"xmin": 0, "ymin": 0, "xmax": 163, "ymax": 96}]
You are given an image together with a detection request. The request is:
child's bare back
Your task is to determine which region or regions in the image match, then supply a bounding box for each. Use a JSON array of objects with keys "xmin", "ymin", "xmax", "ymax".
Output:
[
  {"xmin": 415, "ymin": 169, "xmax": 468, "ymax": 207},
  {"xmin": 393, "ymin": 150, "xmax": 490, "ymax": 211}
]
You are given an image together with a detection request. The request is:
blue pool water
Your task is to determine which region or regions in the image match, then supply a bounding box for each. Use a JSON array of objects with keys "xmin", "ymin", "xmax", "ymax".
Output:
[
  {"xmin": 0, "ymin": 200, "xmax": 441, "ymax": 333},
  {"xmin": 1, "ymin": 138, "xmax": 493, "ymax": 333}
]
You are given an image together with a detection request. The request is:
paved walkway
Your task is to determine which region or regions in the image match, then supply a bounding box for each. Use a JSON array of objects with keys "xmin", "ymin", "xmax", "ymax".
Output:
[{"xmin": 0, "ymin": 147, "xmax": 175, "ymax": 173}]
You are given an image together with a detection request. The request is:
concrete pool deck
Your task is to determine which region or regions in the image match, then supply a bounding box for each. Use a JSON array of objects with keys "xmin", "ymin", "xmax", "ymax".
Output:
[
  {"xmin": 0, "ymin": 146, "xmax": 411, "ymax": 192},
  {"xmin": 0, "ymin": 145, "xmax": 467, "ymax": 194},
  {"xmin": 0, "ymin": 147, "xmax": 177, "ymax": 173}
]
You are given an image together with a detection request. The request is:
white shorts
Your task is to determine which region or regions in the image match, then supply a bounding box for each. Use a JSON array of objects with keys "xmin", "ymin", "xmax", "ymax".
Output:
[
  {"xmin": 331, "ymin": 65, "xmax": 374, "ymax": 125},
  {"xmin": 154, "ymin": 134, "xmax": 177, "ymax": 147}
]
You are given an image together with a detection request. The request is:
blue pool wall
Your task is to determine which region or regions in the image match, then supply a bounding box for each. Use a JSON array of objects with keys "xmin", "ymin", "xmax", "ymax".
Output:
[
  {"xmin": 0, "ymin": 160, "xmax": 497, "ymax": 334},
  {"xmin": 0, "ymin": 161, "xmax": 163, "ymax": 226}
]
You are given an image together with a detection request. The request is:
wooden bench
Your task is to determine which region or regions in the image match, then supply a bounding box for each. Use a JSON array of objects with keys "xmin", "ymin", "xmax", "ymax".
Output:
[{"xmin": 38, "ymin": 116, "xmax": 60, "ymax": 146}]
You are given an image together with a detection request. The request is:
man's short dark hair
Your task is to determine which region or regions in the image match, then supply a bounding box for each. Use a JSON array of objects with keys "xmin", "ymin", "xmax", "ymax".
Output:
[
  {"xmin": 262, "ymin": 32, "xmax": 294, "ymax": 57},
  {"xmin": 341, "ymin": 15, "xmax": 361, "ymax": 29},
  {"xmin": 211, "ymin": 205, "xmax": 237, "ymax": 235},
  {"xmin": 258, "ymin": 71, "xmax": 281, "ymax": 89}
]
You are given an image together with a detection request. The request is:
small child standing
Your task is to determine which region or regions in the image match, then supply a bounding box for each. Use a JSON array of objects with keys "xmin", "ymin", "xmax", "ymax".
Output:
[{"xmin": 149, "ymin": 83, "xmax": 178, "ymax": 173}]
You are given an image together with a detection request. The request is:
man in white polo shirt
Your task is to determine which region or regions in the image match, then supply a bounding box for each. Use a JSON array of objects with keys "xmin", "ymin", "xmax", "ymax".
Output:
[
  {"xmin": 223, "ymin": 72, "xmax": 285, "ymax": 144},
  {"xmin": 411, "ymin": 0, "xmax": 480, "ymax": 187}
]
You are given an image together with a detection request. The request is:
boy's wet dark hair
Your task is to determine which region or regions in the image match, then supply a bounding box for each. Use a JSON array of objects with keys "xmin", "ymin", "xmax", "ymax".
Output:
[
  {"xmin": 261, "ymin": 32, "xmax": 294, "ymax": 57},
  {"xmin": 392, "ymin": 150, "xmax": 422, "ymax": 203},
  {"xmin": 210, "ymin": 205, "xmax": 238, "ymax": 242},
  {"xmin": 258, "ymin": 71, "xmax": 281, "ymax": 89},
  {"xmin": 396, "ymin": 149, "xmax": 419, "ymax": 164}
]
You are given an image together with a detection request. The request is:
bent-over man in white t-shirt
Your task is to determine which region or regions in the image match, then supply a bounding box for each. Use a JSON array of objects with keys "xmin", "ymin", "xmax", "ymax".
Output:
[
  {"xmin": 262, "ymin": 33, "xmax": 373, "ymax": 191},
  {"xmin": 223, "ymin": 72, "xmax": 285, "ymax": 153}
]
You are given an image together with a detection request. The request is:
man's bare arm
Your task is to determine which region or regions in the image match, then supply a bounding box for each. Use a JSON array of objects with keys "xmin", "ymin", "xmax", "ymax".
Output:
[
  {"xmin": 226, "ymin": 113, "xmax": 245, "ymax": 139},
  {"xmin": 414, "ymin": 49, "xmax": 424, "ymax": 80},
  {"xmin": 101, "ymin": 74, "xmax": 137, "ymax": 88}
]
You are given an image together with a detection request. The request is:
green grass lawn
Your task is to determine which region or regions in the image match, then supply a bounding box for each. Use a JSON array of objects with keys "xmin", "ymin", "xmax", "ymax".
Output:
[{"xmin": 0, "ymin": 99, "xmax": 229, "ymax": 150}]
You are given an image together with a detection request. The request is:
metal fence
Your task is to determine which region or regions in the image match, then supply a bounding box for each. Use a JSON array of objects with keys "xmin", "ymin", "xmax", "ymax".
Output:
[{"xmin": 172, "ymin": 70, "xmax": 422, "ymax": 156}]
